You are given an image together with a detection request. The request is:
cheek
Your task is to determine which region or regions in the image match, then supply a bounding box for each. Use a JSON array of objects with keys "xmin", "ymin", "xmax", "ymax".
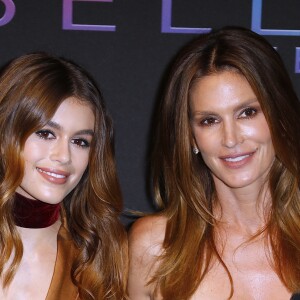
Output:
[
  {"xmin": 194, "ymin": 131, "xmax": 217, "ymax": 155},
  {"xmin": 22, "ymin": 140, "xmax": 45, "ymax": 164},
  {"xmin": 259, "ymin": 124, "xmax": 272, "ymax": 143},
  {"xmin": 73, "ymin": 151, "xmax": 90, "ymax": 174},
  {"xmin": 242, "ymin": 120, "xmax": 272, "ymax": 142}
]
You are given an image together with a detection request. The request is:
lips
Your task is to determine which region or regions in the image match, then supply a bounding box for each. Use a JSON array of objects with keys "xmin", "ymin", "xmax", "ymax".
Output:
[
  {"xmin": 220, "ymin": 151, "xmax": 256, "ymax": 169},
  {"xmin": 36, "ymin": 167, "xmax": 69, "ymax": 184}
]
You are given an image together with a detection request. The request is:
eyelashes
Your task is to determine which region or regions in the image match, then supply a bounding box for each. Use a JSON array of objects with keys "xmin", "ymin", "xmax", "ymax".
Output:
[
  {"xmin": 200, "ymin": 117, "xmax": 219, "ymax": 127},
  {"xmin": 35, "ymin": 129, "xmax": 55, "ymax": 140},
  {"xmin": 239, "ymin": 107, "xmax": 258, "ymax": 118},
  {"xmin": 35, "ymin": 129, "xmax": 91, "ymax": 148},
  {"xmin": 71, "ymin": 138, "xmax": 90, "ymax": 148}
]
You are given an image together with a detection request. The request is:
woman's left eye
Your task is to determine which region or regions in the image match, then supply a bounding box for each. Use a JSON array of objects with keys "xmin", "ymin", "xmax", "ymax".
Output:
[
  {"xmin": 240, "ymin": 107, "xmax": 257, "ymax": 118},
  {"xmin": 71, "ymin": 138, "xmax": 90, "ymax": 148}
]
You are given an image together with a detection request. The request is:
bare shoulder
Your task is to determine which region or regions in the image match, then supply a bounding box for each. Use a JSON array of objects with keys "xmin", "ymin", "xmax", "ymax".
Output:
[
  {"xmin": 129, "ymin": 214, "xmax": 167, "ymax": 257},
  {"xmin": 127, "ymin": 215, "xmax": 167, "ymax": 299}
]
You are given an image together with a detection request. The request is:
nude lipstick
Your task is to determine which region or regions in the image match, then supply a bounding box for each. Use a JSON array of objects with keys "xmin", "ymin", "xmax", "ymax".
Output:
[
  {"xmin": 36, "ymin": 167, "xmax": 69, "ymax": 184},
  {"xmin": 219, "ymin": 151, "xmax": 256, "ymax": 169}
]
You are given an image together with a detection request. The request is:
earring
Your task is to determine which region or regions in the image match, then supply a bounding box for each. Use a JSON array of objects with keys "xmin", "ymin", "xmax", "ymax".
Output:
[{"xmin": 193, "ymin": 147, "xmax": 199, "ymax": 154}]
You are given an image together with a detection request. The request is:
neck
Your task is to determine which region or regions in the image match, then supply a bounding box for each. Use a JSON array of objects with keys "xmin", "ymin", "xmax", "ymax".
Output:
[
  {"xmin": 13, "ymin": 193, "xmax": 61, "ymax": 229},
  {"xmin": 17, "ymin": 220, "xmax": 61, "ymax": 247},
  {"xmin": 213, "ymin": 179, "xmax": 271, "ymax": 233}
]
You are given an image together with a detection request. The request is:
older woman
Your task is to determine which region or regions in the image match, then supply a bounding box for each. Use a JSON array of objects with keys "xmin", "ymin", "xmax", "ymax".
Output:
[{"xmin": 128, "ymin": 27, "xmax": 300, "ymax": 299}]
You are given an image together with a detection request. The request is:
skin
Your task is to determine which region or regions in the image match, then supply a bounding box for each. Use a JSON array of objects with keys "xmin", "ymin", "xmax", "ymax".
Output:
[
  {"xmin": 190, "ymin": 71, "xmax": 275, "ymax": 193},
  {"xmin": 128, "ymin": 71, "xmax": 291, "ymax": 299},
  {"xmin": 16, "ymin": 97, "xmax": 95, "ymax": 204},
  {"xmin": 0, "ymin": 97, "xmax": 95, "ymax": 300}
]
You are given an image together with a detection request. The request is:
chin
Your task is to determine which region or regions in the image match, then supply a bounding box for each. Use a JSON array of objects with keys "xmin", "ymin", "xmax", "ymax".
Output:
[
  {"xmin": 33, "ymin": 192, "xmax": 65, "ymax": 204},
  {"xmin": 215, "ymin": 173, "xmax": 259, "ymax": 189}
]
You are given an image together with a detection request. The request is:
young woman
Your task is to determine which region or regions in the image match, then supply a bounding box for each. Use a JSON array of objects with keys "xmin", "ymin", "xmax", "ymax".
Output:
[
  {"xmin": 0, "ymin": 53, "xmax": 127, "ymax": 299},
  {"xmin": 128, "ymin": 27, "xmax": 300, "ymax": 299}
]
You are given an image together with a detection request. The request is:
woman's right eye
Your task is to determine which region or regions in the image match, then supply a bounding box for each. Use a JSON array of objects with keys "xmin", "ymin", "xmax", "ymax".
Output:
[
  {"xmin": 35, "ymin": 130, "xmax": 55, "ymax": 140},
  {"xmin": 200, "ymin": 117, "xmax": 218, "ymax": 127}
]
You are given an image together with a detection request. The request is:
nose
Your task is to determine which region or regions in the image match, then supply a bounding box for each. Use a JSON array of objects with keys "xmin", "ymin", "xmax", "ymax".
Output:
[
  {"xmin": 49, "ymin": 139, "xmax": 71, "ymax": 164},
  {"xmin": 221, "ymin": 120, "xmax": 243, "ymax": 148}
]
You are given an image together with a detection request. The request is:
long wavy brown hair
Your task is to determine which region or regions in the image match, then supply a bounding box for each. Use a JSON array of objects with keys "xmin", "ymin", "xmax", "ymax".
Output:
[
  {"xmin": 0, "ymin": 53, "xmax": 127, "ymax": 299},
  {"xmin": 151, "ymin": 26, "xmax": 300, "ymax": 299}
]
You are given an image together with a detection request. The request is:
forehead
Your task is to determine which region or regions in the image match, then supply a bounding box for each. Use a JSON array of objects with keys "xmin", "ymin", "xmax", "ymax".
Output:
[
  {"xmin": 189, "ymin": 71, "xmax": 256, "ymax": 112},
  {"xmin": 51, "ymin": 97, "xmax": 95, "ymax": 129}
]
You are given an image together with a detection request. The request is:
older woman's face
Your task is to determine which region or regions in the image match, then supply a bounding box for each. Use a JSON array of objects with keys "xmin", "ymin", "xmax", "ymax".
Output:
[
  {"xmin": 190, "ymin": 71, "xmax": 275, "ymax": 191},
  {"xmin": 16, "ymin": 97, "xmax": 95, "ymax": 204}
]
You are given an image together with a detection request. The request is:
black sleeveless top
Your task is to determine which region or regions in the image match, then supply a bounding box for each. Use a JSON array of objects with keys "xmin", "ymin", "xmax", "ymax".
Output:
[{"xmin": 291, "ymin": 294, "xmax": 300, "ymax": 300}]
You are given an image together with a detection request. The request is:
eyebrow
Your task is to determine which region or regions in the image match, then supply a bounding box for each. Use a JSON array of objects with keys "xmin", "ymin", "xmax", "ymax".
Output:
[
  {"xmin": 192, "ymin": 98, "xmax": 259, "ymax": 117},
  {"xmin": 233, "ymin": 98, "xmax": 259, "ymax": 113},
  {"xmin": 47, "ymin": 120, "xmax": 95, "ymax": 136}
]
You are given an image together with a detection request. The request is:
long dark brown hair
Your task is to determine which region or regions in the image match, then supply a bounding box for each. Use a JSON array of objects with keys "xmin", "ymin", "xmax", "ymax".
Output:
[
  {"xmin": 151, "ymin": 26, "xmax": 300, "ymax": 299},
  {"xmin": 0, "ymin": 53, "xmax": 127, "ymax": 299}
]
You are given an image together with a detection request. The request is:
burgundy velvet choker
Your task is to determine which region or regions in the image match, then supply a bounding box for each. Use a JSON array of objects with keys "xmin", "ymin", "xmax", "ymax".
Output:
[{"xmin": 13, "ymin": 193, "xmax": 60, "ymax": 228}]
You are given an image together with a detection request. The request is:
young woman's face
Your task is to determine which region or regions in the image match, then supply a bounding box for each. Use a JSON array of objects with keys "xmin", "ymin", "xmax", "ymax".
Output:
[
  {"xmin": 190, "ymin": 71, "xmax": 275, "ymax": 191},
  {"xmin": 16, "ymin": 97, "xmax": 95, "ymax": 204}
]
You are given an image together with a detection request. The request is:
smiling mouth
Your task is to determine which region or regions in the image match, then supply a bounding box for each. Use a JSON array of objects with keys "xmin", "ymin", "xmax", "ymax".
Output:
[
  {"xmin": 223, "ymin": 154, "xmax": 251, "ymax": 162},
  {"xmin": 36, "ymin": 167, "xmax": 70, "ymax": 185},
  {"xmin": 220, "ymin": 151, "xmax": 256, "ymax": 168},
  {"xmin": 37, "ymin": 168, "xmax": 66, "ymax": 178}
]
